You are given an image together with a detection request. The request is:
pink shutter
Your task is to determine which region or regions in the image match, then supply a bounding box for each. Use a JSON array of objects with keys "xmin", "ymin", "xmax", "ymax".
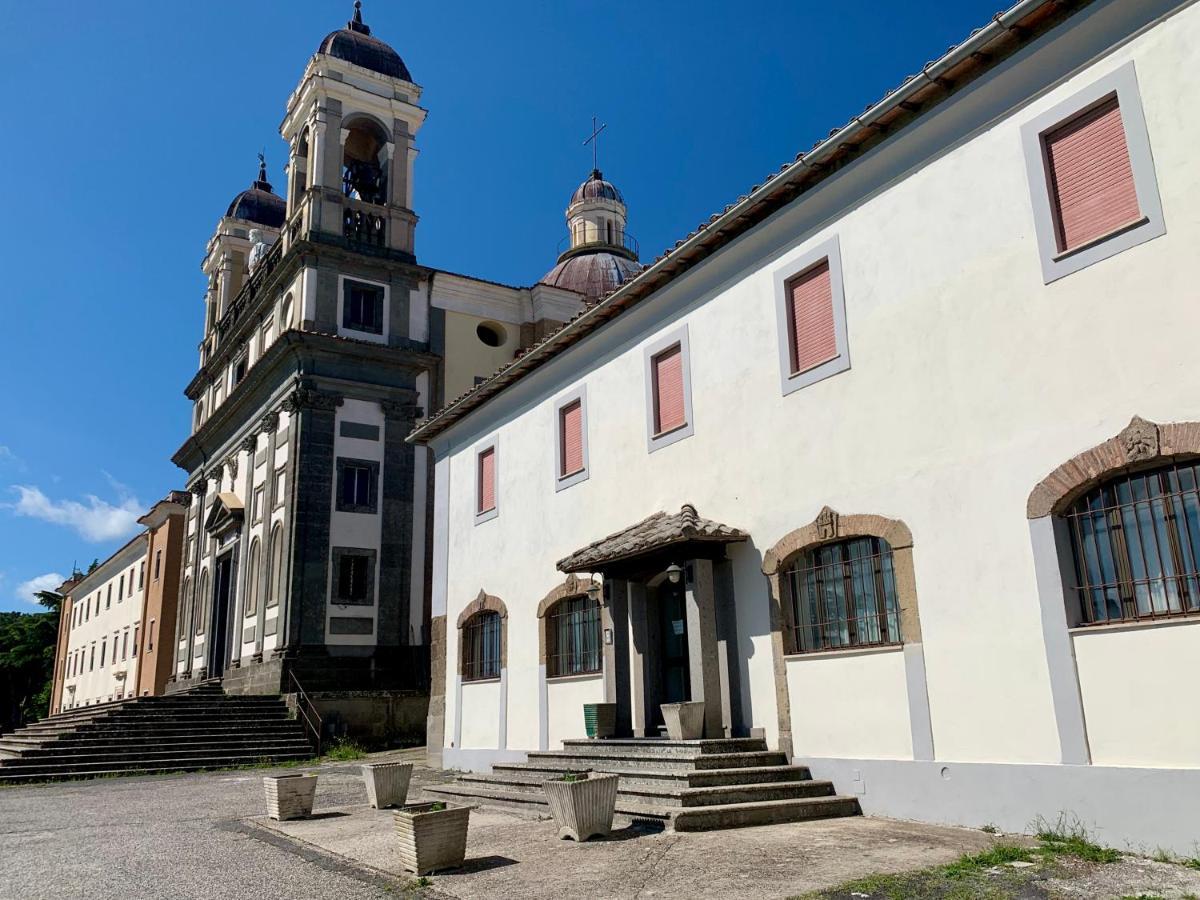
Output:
[
  {"xmin": 478, "ymin": 448, "xmax": 495, "ymax": 513},
  {"xmin": 561, "ymin": 400, "xmax": 584, "ymax": 475},
  {"xmin": 789, "ymin": 259, "xmax": 837, "ymax": 373},
  {"xmin": 1045, "ymin": 97, "xmax": 1140, "ymax": 252},
  {"xmin": 653, "ymin": 345, "xmax": 685, "ymax": 434}
]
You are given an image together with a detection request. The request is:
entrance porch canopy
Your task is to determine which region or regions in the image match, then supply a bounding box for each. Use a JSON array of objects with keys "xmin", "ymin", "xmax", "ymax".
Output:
[{"xmin": 557, "ymin": 504, "xmax": 747, "ymax": 575}]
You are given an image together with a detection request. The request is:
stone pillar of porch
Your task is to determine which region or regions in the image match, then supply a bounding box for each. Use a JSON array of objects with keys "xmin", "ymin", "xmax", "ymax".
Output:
[
  {"xmin": 685, "ymin": 559, "xmax": 725, "ymax": 739},
  {"xmin": 601, "ymin": 579, "xmax": 632, "ymax": 737},
  {"xmin": 627, "ymin": 581, "xmax": 651, "ymax": 738}
]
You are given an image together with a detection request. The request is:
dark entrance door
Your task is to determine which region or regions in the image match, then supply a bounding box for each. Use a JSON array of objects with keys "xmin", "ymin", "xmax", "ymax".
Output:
[
  {"xmin": 657, "ymin": 580, "xmax": 690, "ymax": 710},
  {"xmin": 208, "ymin": 552, "xmax": 235, "ymax": 677}
]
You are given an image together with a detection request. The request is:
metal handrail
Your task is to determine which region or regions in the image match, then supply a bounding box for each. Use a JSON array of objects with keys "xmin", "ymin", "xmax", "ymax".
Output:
[{"xmin": 287, "ymin": 670, "xmax": 323, "ymax": 756}]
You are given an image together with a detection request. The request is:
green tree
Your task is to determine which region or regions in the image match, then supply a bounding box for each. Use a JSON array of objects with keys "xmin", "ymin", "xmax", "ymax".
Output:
[{"xmin": 0, "ymin": 591, "xmax": 61, "ymax": 731}]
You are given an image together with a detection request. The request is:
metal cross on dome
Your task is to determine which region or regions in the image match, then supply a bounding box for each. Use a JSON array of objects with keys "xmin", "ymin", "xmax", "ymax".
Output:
[{"xmin": 583, "ymin": 116, "xmax": 607, "ymax": 172}]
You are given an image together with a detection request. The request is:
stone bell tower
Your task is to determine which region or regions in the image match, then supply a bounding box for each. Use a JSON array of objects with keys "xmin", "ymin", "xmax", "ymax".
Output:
[{"xmin": 280, "ymin": 0, "xmax": 426, "ymax": 257}]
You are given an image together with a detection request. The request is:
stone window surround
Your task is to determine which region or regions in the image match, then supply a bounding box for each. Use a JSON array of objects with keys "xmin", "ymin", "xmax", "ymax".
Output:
[
  {"xmin": 643, "ymin": 324, "xmax": 695, "ymax": 453},
  {"xmin": 553, "ymin": 384, "xmax": 590, "ymax": 492},
  {"xmin": 330, "ymin": 546, "xmax": 378, "ymax": 607},
  {"xmin": 772, "ymin": 234, "xmax": 851, "ymax": 397},
  {"xmin": 457, "ymin": 590, "xmax": 508, "ymax": 681},
  {"xmin": 1019, "ymin": 60, "xmax": 1165, "ymax": 284},
  {"xmin": 474, "ymin": 435, "xmax": 500, "ymax": 525},
  {"xmin": 337, "ymin": 274, "xmax": 389, "ymax": 342},
  {"xmin": 535, "ymin": 574, "xmax": 600, "ymax": 674},
  {"xmin": 762, "ymin": 509, "xmax": 933, "ymax": 762},
  {"xmin": 334, "ymin": 456, "xmax": 381, "ymax": 515}
]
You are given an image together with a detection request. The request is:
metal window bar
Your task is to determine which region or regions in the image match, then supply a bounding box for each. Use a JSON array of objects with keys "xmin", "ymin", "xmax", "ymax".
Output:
[
  {"xmin": 547, "ymin": 596, "xmax": 602, "ymax": 678},
  {"xmin": 1066, "ymin": 461, "xmax": 1200, "ymax": 625},
  {"xmin": 462, "ymin": 612, "xmax": 501, "ymax": 682},
  {"xmin": 783, "ymin": 537, "xmax": 901, "ymax": 653}
]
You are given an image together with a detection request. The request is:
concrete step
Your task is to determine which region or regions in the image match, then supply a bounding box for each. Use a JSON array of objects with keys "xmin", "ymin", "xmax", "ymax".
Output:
[
  {"xmin": 556, "ymin": 738, "xmax": 768, "ymax": 759},
  {"xmin": 0, "ymin": 751, "xmax": 314, "ymax": 784},
  {"xmin": 524, "ymin": 749, "xmax": 788, "ymax": 772},
  {"xmin": 492, "ymin": 762, "xmax": 811, "ymax": 788},
  {"xmin": 671, "ymin": 795, "xmax": 861, "ymax": 831},
  {"xmin": 0, "ymin": 737, "xmax": 311, "ymax": 761},
  {"xmin": 0, "ymin": 742, "xmax": 314, "ymax": 769}
]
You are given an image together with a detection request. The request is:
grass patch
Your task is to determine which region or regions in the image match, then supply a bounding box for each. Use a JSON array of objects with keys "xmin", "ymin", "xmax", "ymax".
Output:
[
  {"xmin": 321, "ymin": 738, "xmax": 366, "ymax": 761},
  {"xmin": 980, "ymin": 823, "xmax": 998, "ymax": 834},
  {"xmin": 942, "ymin": 844, "xmax": 1034, "ymax": 878},
  {"xmin": 1184, "ymin": 857, "xmax": 1200, "ymax": 871},
  {"xmin": 1033, "ymin": 815, "xmax": 1121, "ymax": 863}
]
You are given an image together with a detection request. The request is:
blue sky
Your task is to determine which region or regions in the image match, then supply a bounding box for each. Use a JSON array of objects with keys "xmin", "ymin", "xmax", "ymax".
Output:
[{"xmin": 0, "ymin": 0, "xmax": 1002, "ymax": 610}]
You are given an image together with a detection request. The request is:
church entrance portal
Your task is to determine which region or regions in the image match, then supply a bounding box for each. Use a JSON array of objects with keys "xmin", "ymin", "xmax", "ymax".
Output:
[
  {"xmin": 651, "ymin": 580, "xmax": 690, "ymax": 729},
  {"xmin": 208, "ymin": 552, "xmax": 236, "ymax": 677}
]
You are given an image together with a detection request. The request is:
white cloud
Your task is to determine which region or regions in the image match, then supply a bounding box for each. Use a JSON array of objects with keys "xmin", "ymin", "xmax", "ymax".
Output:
[
  {"xmin": 9, "ymin": 485, "xmax": 143, "ymax": 543},
  {"xmin": 15, "ymin": 572, "xmax": 65, "ymax": 605},
  {"xmin": 0, "ymin": 446, "xmax": 26, "ymax": 472}
]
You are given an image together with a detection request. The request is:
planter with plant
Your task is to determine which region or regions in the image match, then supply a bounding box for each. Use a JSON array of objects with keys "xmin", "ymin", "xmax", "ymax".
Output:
[
  {"xmin": 263, "ymin": 773, "xmax": 318, "ymax": 821},
  {"xmin": 393, "ymin": 801, "xmax": 472, "ymax": 875},
  {"xmin": 362, "ymin": 761, "xmax": 413, "ymax": 809},
  {"xmin": 660, "ymin": 701, "xmax": 705, "ymax": 740},
  {"xmin": 543, "ymin": 771, "xmax": 620, "ymax": 841}
]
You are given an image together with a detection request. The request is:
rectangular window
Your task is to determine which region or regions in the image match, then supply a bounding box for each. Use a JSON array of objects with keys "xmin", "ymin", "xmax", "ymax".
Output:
[
  {"xmin": 118, "ymin": 575, "xmax": 125, "ymax": 601},
  {"xmin": 89, "ymin": 645, "xmax": 95, "ymax": 671},
  {"xmin": 99, "ymin": 639, "xmax": 106, "ymax": 668},
  {"xmin": 132, "ymin": 625, "xmax": 138, "ymax": 657},
  {"xmin": 342, "ymin": 280, "xmax": 384, "ymax": 334},
  {"xmin": 231, "ymin": 354, "xmax": 248, "ymax": 388},
  {"xmin": 148, "ymin": 620, "xmax": 155, "ymax": 652},
  {"xmin": 122, "ymin": 630, "xmax": 128, "ymax": 661},
  {"xmin": 786, "ymin": 259, "xmax": 837, "ymax": 374},
  {"xmin": 332, "ymin": 549, "xmax": 376, "ymax": 605},
  {"xmin": 249, "ymin": 485, "xmax": 263, "ymax": 523},
  {"xmin": 154, "ymin": 549, "xmax": 162, "ymax": 581},
  {"xmin": 274, "ymin": 468, "xmax": 286, "ymax": 508},
  {"xmin": 477, "ymin": 446, "xmax": 497, "ymax": 519},
  {"xmin": 652, "ymin": 345, "xmax": 685, "ymax": 435},
  {"xmin": 1044, "ymin": 96, "xmax": 1140, "ymax": 254},
  {"xmin": 138, "ymin": 561, "xmax": 144, "ymax": 589},
  {"xmin": 106, "ymin": 585, "xmax": 112, "ymax": 609},
  {"xmin": 1021, "ymin": 62, "xmax": 1164, "ymax": 283},
  {"xmin": 335, "ymin": 458, "xmax": 379, "ymax": 514},
  {"xmin": 128, "ymin": 568, "xmax": 134, "ymax": 596},
  {"xmin": 560, "ymin": 400, "xmax": 584, "ymax": 477}
]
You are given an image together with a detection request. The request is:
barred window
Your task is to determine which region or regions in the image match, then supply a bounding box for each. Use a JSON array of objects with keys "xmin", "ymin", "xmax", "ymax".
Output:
[
  {"xmin": 783, "ymin": 536, "xmax": 901, "ymax": 653},
  {"xmin": 546, "ymin": 595, "xmax": 601, "ymax": 678},
  {"xmin": 461, "ymin": 611, "xmax": 501, "ymax": 682},
  {"xmin": 1065, "ymin": 460, "xmax": 1200, "ymax": 625}
]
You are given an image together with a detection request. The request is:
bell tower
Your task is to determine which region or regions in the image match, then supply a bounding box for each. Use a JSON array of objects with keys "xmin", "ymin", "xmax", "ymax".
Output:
[{"xmin": 280, "ymin": 1, "xmax": 426, "ymax": 257}]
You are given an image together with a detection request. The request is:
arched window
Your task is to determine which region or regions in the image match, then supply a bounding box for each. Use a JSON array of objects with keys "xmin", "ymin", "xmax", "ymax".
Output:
[
  {"xmin": 341, "ymin": 117, "xmax": 389, "ymax": 205},
  {"xmin": 196, "ymin": 570, "xmax": 209, "ymax": 636},
  {"xmin": 781, "ymin": 536, "xmax": 901, "ymax": 653},
  {"xmin": 280, "ymin": 293, "xmax": 293, "ymax": 330},
  {"xmin": 1064, "ymin": 459, "xmax": 1200, "ymax": 625},
  {"xmin": 546, "ymin": 595, "xmax": 601, "ymax": 677},
  {"xmin": 267, "ymin": 525, "xmax": 285, "ymax": 608},
  {"xmin": 180, "ymin": 576, "xmax": 192, "ymax": 641},
  {"xmin": 461, "ymin": 611, "xmax": 502, "ymax": 681},
  {"xmin": 605, "ymin": 219, "xmax": 614, "ymax": 244},
  {"xmin": 244, "ymin": 539, "xmax": 261, "ymax": 618}
]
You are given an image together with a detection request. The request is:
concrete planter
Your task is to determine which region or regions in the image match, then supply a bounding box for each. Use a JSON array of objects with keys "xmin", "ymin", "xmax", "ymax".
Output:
[
  {"xmin": 393, "ymin": 802, "xmax": 471, "ymax": 875},
  {"xmin": 362, "ymin": 761, "xmax": 413, "ymax": 809},
  {"xmin": 583, "ymin": 702, "xmax": 618, "ymax": 739},
  {"xmin": 661, "ymin": 701, "xmax": 705, "ymax": 740},
  {"xmin": 543, "ymin": 773, "xmax": 620, "ymax": 841},
  {"xmin": 263, "ymin": 774, "xmax": 317, "ymax": 821}
]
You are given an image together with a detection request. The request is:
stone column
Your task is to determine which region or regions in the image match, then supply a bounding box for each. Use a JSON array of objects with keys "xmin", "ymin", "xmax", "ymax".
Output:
[
  {"xmin": 602, "ymin": 579, "xmax": 632, "ymax": 737},
  {"xmin": 684, "ymin": 559, "xmax": 725, "ymax": 739},
  {"xmin": 254, "ymin": 412, "xmax": 280, "ymax": 660},
  {"xmin": 183, "ymin": 481, "xmax": 206, "ymax": 677},
  {"xmin": 231, "ymin": 433, "xmax": 258, "ymax": 667},
  {"xmin": 275, "ymin": 396, "xmax": 302, "ymax": 660},
  {"xmin": 627, "ymin": 581, "xmax": 650, "ymax": 737}
]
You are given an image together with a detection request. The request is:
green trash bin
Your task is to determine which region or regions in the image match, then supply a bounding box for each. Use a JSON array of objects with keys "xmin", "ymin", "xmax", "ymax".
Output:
[{"xmin": 583, "ymin": 703, "xmax": 617, "ymax": 739}]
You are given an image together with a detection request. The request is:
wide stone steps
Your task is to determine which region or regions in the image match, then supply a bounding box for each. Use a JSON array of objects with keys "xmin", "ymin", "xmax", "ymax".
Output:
[
  {"xmin": 429, "ymin": 737, "xmax": 861, "ymax": 831},
  {"xmin": 0, "ymin": 681, "xmax": 313, "ymax": 783}
]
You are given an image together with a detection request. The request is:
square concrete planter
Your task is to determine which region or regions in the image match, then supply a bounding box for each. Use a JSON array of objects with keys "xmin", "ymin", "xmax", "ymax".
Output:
[
  {"xmin": 661, "ymin": 701, "xmax": 705, "ymax": 740},
  {"xmin": 393, "ymin": 802, "xmax": 472, "ymax": 875},
  {"xmin": 543, "ymin": 772, "xmax": 620, "ymax": 841},
  {"xmin": 264, "ymin": 774, "xmax": 317, "ymax": 821},
  {"xmin": 583, "ymin": 702, "xmax": 617, "ymax": 739},
  {"xmin": 362, "ymin": 761, "xmax": 413, "ymax": 809}
]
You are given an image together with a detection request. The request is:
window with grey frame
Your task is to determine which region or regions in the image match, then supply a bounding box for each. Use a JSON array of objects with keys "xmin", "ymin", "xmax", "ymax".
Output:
[
  {"xmin": 782, "ymin": 536, "xmax": 902, "ymax": 653},
  {"xmin": 336, "ymin": 457, "xmax": 379, "ymax": 514},
  {"xmin": 343, "ymin": 280, "xmax": 384, "ymax": 334},
  {"xmin": 461, "ymin": 611, "xmax": 502, "ymax": 682},
  {"xmin": 546, "ymin": 595, "xmax": 602, "ymax": 677},
  {"xmin": 1063, "ymin": 460, "xmax": 1200, "ymax": 626}
]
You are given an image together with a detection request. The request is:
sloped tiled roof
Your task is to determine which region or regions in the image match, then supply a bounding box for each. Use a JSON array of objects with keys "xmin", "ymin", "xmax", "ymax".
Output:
[{"xmin": 557, "ymin": 504, "xmax": 747, "ymax": 573}]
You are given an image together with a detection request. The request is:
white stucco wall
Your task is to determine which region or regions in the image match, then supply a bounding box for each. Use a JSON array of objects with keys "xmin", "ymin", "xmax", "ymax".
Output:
[
  {"xmin": 786, "ymin": 648, "xmax": 913, "ymax": 760},
  {"xmin": 459, "ymin": 679, "xmax": 502, "ymax": 749},
  {"xmin": 546, "ymin": 674, "xmax": 604, "ymax": 749},
  {"xmin": 430, "ymin": 1, "xmax": 1200, "ymax": 769},
  {"xmin": 1073, "ymin": 620, "xmax": 1200, "ymax": 767}
]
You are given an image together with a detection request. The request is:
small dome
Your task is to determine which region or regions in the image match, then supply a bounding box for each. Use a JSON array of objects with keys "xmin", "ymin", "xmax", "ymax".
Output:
[
  {"xmin": 317, "ymin": 2, "xmax": 411, "ymax": 82},
  {"xmin": 226, "ymin": 162, "xmax": 286, "ymax": 228},
  {"xmin": 540, "ymin": 252, "xmax": 642, "ymax": 301},
  {"xmin": 571, "ymin": 169, "xmax": 624, "ymax": 205}
]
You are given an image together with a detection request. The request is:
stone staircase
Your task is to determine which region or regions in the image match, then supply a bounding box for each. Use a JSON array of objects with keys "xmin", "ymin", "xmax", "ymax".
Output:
[
  {"xmin": 427, "ymin": 737, "xmax": 861, "ymax": 831},
  {"xmin": 0, "ymin": 681, "xmax": 314, "ymax": 783}
]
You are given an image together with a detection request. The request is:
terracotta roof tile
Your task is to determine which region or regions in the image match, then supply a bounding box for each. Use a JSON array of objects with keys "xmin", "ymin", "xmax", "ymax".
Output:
[{"xmin": 557, "ymin": 504, "xmax": 747, "ymax": 573}]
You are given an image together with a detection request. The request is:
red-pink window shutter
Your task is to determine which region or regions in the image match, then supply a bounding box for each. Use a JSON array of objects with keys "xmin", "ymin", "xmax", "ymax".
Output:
[
  {"xmin": 478, "ymin": 448, "xmax": 495, "ymax": 513},
  {"xmin": 653, "ymin": 345, "xmax": 686, "ymax": 435},
  {"xmin": 788, "ymin": 259, "xmax": 837, "ymax": 374},
  {"xmin": 1045, "ymin": 96, "xmax": 1140, "ymax": 252},
  {"xmin": 560, "ymin": 400, "xmax": 584, "ymax": 476}
]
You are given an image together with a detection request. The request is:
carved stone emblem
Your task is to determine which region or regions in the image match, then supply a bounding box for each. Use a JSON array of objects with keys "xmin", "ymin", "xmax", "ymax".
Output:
[
  {"xmin": 565, "ymin": 573, "xmax": 580, "ymax": 595},
  {"xmin": 260, "ymin": 411, "xmax": 280, "ymax": 433},
  {"xmin": 286, "ymin": 384, "xmax": 342, "ymax": 412},
  {"xmin": 815, "ymin": 506, "xmax": 840, "ymax": 540},
  {"xmin": 240, "ymin": 434, "xmax": 258, "ymax": 454},
  {"xmin": 226, "ymin": 454, "xmax": 239, "ymax": 480},
  {"xmin": 475, "ymin": 589, "xmax": 488, "ymax": 605},
  {"xmin": 1120, "ymin": 416, "xmax": 1159, "ymax": 463},
  {"xmin": 190, "ymin": 481, "xmax": 207, "ymax": 497}
]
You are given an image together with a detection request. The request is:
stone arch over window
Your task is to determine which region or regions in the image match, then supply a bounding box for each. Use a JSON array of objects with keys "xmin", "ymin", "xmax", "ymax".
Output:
[
  {"xmin": 457, "ymin": 590, "xmax": 508, "ymax": 680},
  {"xmin": 537, "ymin": 574, "xmax": 601, "ymax": 676},
  {"xmin": 762, "ymin": 507, "xmax": 930, "ymax": 761}
]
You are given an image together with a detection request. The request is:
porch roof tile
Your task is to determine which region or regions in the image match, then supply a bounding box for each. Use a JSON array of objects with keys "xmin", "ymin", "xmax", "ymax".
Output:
[{"xmin": 557, "ymin": 504, "xmax": 747, "ymax": 573}]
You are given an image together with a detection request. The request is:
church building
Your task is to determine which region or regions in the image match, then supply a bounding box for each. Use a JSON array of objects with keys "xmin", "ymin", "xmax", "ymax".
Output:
[
  {"xmin": 167, "ymin": 3, "xmax": 621, "ymax": 732},
  {"xmin": 410, "ymin": 0, "xmax": 1199, "ymax": 852}
]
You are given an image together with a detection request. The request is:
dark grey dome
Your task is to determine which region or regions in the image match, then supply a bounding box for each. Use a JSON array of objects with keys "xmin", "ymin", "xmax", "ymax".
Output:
[
  {"xmin": 226, "ymin": 163, "xmax": 286, "ymax": 228},
  {"xmin": 571, "ymin": 169, "xmax": 624, "ymax": 205},
  {"xmin": 317, "ymin": 3, "xmax": 411, "ymax": 81},
  {"xmin": 540, "ymin": 252, "xmax": 642, "ymax": 301}
]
